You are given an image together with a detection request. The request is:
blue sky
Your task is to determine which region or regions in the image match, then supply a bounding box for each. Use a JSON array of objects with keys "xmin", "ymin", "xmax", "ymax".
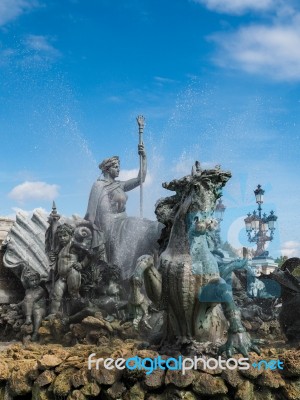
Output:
[{"xmin": 0, "ymin": 0, "xmax": 300, "ymax": 258}]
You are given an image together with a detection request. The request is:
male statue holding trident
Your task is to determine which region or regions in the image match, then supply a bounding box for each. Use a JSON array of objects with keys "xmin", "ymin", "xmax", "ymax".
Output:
[{"xmin": 85, "ymin": 117, "xmax": 163, "ymax": 280}]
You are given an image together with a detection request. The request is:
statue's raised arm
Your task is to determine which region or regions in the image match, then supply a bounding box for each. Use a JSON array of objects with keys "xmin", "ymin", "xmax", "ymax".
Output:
[{"xmin": 122, "ymin": 143, "xmax": 147, "ymax": 192}]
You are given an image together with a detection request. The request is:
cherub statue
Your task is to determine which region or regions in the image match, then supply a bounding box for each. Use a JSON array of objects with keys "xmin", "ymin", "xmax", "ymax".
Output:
[
  {"xmin": 62, "ymin": 263, "xmax": 126, "ymax": 325},
  {"xmin": 89, "ymin": 263, "xmax": 124, "ymax": 320},
  {"xmin": 47, "ymin": 223, "xmax": 92, "ymax": 317},
  {"xmin": 12, "ymin": 268, "xmax": 47, "ymax": 341}
]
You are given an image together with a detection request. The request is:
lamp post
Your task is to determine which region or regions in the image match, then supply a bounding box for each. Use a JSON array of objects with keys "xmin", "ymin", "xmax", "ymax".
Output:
[
  {"xmin": 244, "ymin": 185, "xmax": 277, "ymax": 257},
  {"xmin": 214, "ymin": 199, "xmax": 226, "ymax": 247}
]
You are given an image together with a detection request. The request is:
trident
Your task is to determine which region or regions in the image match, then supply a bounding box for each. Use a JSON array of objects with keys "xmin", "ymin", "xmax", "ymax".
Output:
[
  {"xmin": 136, "ymin": 115, "xmax": 145, "ymax": 218},
  {"xmin": 46, "ymin": 201, "xmax": 61, "ymax": 291}
]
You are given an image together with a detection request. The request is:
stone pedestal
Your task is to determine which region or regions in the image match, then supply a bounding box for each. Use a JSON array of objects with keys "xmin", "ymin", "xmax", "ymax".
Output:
[{"xmin": 250, "ymin": 254, "xmax": 278, "ymax": 276}]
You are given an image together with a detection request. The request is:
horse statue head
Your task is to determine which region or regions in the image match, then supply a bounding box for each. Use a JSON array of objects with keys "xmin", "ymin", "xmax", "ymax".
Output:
[{"xmin": 159, "ymin": 163, "xmax": 231, "ymax": 248}]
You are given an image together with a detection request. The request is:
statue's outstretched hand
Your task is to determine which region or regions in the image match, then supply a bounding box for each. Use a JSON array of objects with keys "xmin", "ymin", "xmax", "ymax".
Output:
[
  {"xmin": 218, "ymin": 330, "xmax": 261, "ymax": 358},
  {"xmin": 138, "ymin": 142, "xmax": 146, "ymax": 158}
]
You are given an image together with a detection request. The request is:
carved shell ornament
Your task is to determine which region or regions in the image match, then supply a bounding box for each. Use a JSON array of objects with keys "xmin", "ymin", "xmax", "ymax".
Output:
[{"xmin": 72, "ymin": 225, "xmax": 93, "ymax": 251}]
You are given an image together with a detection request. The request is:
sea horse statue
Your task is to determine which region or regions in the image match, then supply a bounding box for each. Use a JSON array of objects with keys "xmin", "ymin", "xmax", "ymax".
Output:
[{"xmin": 137, "ymin": 162, "xmax": 260, "ymax": 356}]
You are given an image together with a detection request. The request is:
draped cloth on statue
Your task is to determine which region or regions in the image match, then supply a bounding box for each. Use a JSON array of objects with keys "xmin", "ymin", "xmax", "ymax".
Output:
[{"xmin": 85, "ymin": 178, "xmax": 162, "ymax": 279}]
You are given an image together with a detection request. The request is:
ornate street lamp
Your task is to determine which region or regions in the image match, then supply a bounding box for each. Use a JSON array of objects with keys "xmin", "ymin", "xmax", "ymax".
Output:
[
  {"xmin": 244, "ymin": 185, "xmax": 278, "ymax": 257},
  {"xmin": 254, "ymin": 184, "xmax": 264, "ymax": 204},
  {"xmin": 214, "ymin": 199, "xmax": 226, "ymax": 247}
]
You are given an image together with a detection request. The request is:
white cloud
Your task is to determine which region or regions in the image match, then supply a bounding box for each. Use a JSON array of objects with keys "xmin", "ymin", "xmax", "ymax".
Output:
[
  {"xmin": 195, "ymin": 0, "xmax": 300, "ymax": 80},
  {"xmin": 8, "ymin": 181, "xmax": 59, "ymax": 202},
  {"xmin": 0, "ymin": 35, "xmax": 60, "ymax": 67},
  {"xmin": 0, "ymin": 0, "xmax": 38, "ymax": 26},
  {"xmin": 25, "ymin": 35, "xmax": 54, "ymax": 52},
  {"xmin": 194, "ymin": 0, "xmax": 274, "ymax": 15},
  {"xmin": 210, "ymin": 23, "xmax": 300, "ymax": 80},
  {"xmin": 281, "ymin": 241, "xmax": 300, "ymax": 258},
  {"xmin": 119, "ymin": 169, "xmax": 153, "ymax": 187},
  {"xmin": 23, "ymin": 35, "xmax": 61, "ymax": 60}
]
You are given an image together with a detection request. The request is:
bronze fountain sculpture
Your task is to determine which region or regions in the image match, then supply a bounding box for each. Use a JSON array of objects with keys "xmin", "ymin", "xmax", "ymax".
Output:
[
  {"xmin": 1, "ymin": 117, "xmax": 262, "ymax": 358},
  {"xmin": 3, "ymin": 117, "xmax": 300, "ymax": 400}
]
